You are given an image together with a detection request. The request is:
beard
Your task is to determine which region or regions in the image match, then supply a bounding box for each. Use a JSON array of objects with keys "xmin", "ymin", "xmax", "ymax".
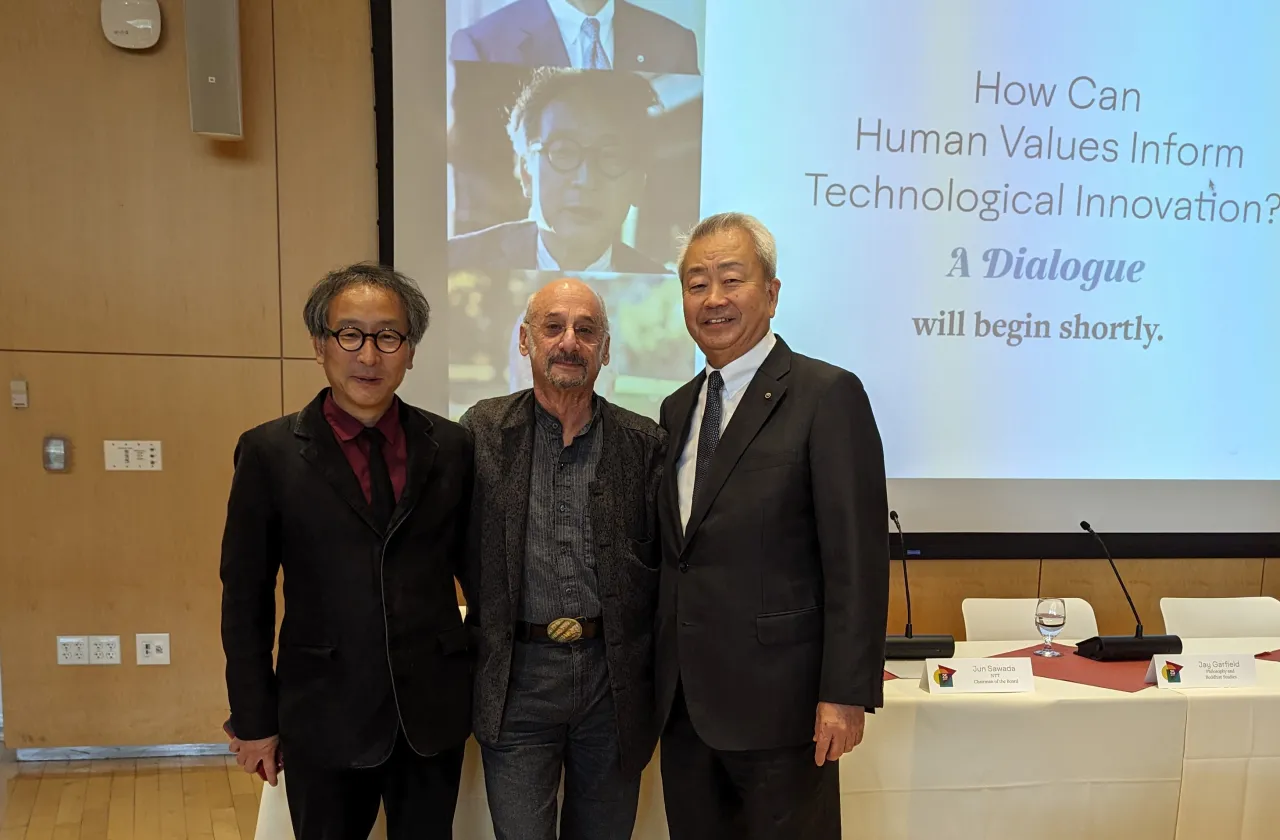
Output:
[{"xmin": 542, "ymin": 349, "xmax": 591, "ymax": 389}]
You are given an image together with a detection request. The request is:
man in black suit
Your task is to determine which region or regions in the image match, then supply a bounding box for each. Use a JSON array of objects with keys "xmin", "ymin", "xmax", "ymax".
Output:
[
  {"xmin": 220, "ymin": 263, "xmax": 474, "ymax": 840},
  {"xmin": 654, "ymin": 213, "xmax": 890, "ymax": 839},
  {"xmin": 450, "ymin": 0, "xmax": 699, "ymax": 75},
  {"xmin": 448, "ymin": 68, "xmax": 669, "ymax": 275}
]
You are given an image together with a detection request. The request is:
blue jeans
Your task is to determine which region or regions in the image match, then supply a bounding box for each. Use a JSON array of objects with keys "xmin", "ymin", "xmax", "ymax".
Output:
[{"xmin": 479, "ymin": 638, "xmax": 640, "ymax": 840}]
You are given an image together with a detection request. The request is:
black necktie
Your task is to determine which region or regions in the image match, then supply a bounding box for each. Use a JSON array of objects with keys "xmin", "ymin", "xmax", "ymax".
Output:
[
  {"xmin": 692, "ymin": 371, "xmax": 724, "ymax": 512},
  {"xmin": 361, "ymin": 427, "xmax": 395, "ymax": 529}
]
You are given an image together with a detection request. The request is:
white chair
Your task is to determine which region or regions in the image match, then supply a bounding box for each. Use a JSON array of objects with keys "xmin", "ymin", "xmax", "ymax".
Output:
[
  {"xmin": 1159, "ymin": 596, "xmax": 1280, "ymax": 638},
  {"xmin": 961, "ymin": 597, "xmax": 1099, "ymax": 642}
]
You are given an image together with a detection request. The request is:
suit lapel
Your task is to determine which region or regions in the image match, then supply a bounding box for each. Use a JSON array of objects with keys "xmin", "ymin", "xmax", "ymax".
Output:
[
  {"xmin": 393, "ymin": 404, "xmax": 438, "ymax": 532},
  {"xmin": 681, "ymin": 340, "xmax": 792, "ymax": 547},
  {"xmin": 519, "ymin": 0, "xmax": 572, "ymax": 67},
  {"xmin": 613, "ymin": 0, "xmax": 645, "ymax": 71},
  {"xmin": 294, "ymin": 391, "xmax": 382, "ymax": 535},
  {"xmin": 499, "ymin": 399, "xmax": 535, "ymax": 618}
]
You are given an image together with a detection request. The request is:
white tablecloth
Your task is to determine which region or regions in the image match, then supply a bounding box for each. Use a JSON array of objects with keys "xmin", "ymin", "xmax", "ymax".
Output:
[
  {"xmin": 253, "ymin": 637, "xmax": 1280, "ymax": 840},
  {"xmin": 1171, "ymin": 638, "xmax": 1280, "ymax": 840}
]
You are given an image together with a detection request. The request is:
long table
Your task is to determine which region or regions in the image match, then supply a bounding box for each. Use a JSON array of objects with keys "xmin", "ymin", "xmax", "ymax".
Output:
[{"xmin": 254, "ymin": 637, "xmax": 1280, "ymax": 840}]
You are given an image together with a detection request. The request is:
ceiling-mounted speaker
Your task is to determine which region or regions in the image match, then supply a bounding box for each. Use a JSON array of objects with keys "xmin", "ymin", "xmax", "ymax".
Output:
[{"xmin": 184, "ymin": 0, "xmax": 243, "ymax": 140}]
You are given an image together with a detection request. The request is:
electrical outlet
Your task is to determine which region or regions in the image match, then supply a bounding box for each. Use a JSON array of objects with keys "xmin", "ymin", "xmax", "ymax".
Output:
[
  {"xmin": 89, "ymin": 635, "xmax": 121, "ymax": 665},
  {"xmin": 104, "ymin": 440, "xmax": 162, "ymax": 471},
  {"xmin": 136, "ymin": 633, "xmax": 171, "ymax": 665},
  {"xmin": 57, "ymin": 636, "xmax": 89, "ymax": 665}
]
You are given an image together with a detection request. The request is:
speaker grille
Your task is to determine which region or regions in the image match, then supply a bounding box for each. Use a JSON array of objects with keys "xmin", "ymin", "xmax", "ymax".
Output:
[{"xmin": 184, "ymin": 0, "xmax": 243, "ymax": 139}]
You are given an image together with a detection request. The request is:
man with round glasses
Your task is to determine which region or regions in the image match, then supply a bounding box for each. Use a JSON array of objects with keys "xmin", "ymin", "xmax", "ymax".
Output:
[
  {"xmin": 219, "ymin": 263, "xmax": 475, "ymax": 840},
  {"xmin": 449, "ymin": 67, "xmax": 669, "ymax": 274}
]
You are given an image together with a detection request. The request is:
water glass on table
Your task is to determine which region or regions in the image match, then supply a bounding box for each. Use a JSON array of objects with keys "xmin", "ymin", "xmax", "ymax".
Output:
[{"xmin": 1034, "ymin": 598, "xmax": 1066, "ymax": 657}]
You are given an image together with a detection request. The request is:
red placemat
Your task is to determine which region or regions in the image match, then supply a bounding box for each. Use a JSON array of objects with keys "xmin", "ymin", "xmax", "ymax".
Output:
[
  {"xmin": 883, "ymin": 670, "xmax": 897, "ymax": 681},
  {"xmin": 991, "ymin": 644, "xmax": 1152, "ymax": 693},
  {"xmin": 1257, "ymin": 650, "xmax": 1280, "ymax": 663}
]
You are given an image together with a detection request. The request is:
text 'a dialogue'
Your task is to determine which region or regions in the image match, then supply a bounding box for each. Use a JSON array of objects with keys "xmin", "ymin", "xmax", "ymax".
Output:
[{"xmin": 912, "ymin": 311, "xmax": 1163, "ymax": 349}]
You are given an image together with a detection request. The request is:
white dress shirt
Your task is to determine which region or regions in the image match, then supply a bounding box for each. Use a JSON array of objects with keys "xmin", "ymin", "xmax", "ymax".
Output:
[
  {"xmin": 536, "ymin": 230, "xmax": 613, "ymax": 272},
  {"xmin": 546, "ymin": 0, "xmax": 615, "ymax": 69},
  {"xmin": 677, "ymin": 331, "xmax": 778, "ymax": 529}
]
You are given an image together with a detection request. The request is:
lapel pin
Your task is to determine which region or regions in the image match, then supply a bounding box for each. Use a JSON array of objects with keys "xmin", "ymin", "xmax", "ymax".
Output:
[
  {"xmin": 764, "ymin": 392, "xmax": 772, "ymax": 400},
  {"xmin": 637, "ymin": 55, "xmax": 645, "ymax": 63}
]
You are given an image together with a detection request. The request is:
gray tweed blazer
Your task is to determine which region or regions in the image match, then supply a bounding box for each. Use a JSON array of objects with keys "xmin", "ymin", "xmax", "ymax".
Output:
[{"xmin": 459, "ymin": 390, "xmax": 665, "ymax": 775}]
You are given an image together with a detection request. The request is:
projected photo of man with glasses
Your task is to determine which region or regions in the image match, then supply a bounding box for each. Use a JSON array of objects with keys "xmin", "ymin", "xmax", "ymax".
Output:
[{"xmin": 448, "ymin": 68, "xmax": 671, "ymax": 274}]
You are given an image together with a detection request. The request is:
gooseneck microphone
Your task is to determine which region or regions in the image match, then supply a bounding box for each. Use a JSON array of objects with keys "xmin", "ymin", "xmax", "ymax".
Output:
[
  {"xmin": 891, "ymin": 510, "xmax": 912, "ymax": 637},
  {"xmin": 1080, "ymin": 520, "xmax": 1143, "ymax": 637},
  {"xmin": 884, "ymin": 510, "xmax": 955, "ymax": 660},
  {"xmin": 1072, "ymin": 520, "xmax": 1182, "ymax": 661}
]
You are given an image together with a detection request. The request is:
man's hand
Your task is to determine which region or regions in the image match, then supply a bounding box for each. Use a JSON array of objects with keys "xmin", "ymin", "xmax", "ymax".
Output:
[
  {"xmin": 226, "ymin": 725, "xmax": 282, "ymax": 786},
  {"xmin": 813, "ymin": 702, "xmax": 865, "ymax": 766}
]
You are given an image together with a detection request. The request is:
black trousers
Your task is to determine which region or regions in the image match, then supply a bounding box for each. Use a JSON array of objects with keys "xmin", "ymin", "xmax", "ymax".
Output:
[
  {"xmin": 283, "ymin": 730, "xmax": 465, "ymax": 840},
  {"xmin": 659, "ymin": 684, "xmax": 841, "ymax": 840}
]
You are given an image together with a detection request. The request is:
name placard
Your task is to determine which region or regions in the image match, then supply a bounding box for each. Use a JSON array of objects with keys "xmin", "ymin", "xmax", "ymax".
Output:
[
  {"xmin": 1145, "ymin": 654, "xmax": 1257, "ymax": 688},
  {"xmin": 919, "ymin": 658, "xmax": 1035, "ymax": 694}
]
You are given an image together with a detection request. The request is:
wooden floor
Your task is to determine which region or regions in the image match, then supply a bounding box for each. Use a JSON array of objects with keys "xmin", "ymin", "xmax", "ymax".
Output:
[{"xmin": 1, "ymin": 749, "xmax": 262, "ymax": 840}]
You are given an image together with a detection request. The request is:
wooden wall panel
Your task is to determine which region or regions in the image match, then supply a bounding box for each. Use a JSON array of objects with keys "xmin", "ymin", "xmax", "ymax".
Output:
[
  {"xmin": 1261, "ymin": 559, "xmax": 1280, "ymax": 602},
  {"xmin": 274, "ymin": 0, "xmax": 380, "ymax": 358},
  {"xmin": 1039, "ymin": 559, "xmax": 1266, "ymax": 636},
  {"xmin": 0, "ymin": 0, "xmax": 280, "ymax": 358},
  {"xmin": 886, "ymin": 560, "xmax": 1042, "ymax": 641},
  {"xmin": 282, "ymin": 359, "xmax": 329, "ymax": 414},
  {"xmin": 0, "ymin": 352, "xmax": 282, "ymax": 747}
]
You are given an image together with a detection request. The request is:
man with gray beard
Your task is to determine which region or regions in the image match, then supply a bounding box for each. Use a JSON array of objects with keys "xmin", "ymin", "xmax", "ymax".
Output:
[{"xmin": 460, "ymin": 278, "xmax": 665, "ymax": 840}]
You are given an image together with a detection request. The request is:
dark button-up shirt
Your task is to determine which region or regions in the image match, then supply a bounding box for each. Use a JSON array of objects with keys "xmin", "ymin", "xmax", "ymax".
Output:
[
  {"xmin": 322, "ymin": 391, "xmax": 407, "ymax": 504},
  {"xmin": 520, "ymin": 397, "xmax": 604, "ymax": 623}
]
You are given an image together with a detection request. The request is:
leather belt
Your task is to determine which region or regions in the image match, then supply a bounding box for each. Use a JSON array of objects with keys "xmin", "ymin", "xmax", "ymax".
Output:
[{"xmin": 515, "ymin": 617, "xmax": 602, "ymax": 643}]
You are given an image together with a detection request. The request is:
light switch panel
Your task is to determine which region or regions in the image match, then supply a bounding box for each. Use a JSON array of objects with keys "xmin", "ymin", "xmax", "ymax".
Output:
[
  {"xmin": 10, "ymin": 380, "xmax": 29, "ymax": 408},
  {"xmin": 104, "ymin": 440, "xmax": 162, "ymax": 471}
]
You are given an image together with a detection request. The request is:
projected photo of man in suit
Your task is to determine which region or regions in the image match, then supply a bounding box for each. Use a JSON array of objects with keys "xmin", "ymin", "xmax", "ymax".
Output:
[
  {"xmin": 449, "ymin": 0, "xmax": 703, "ymax": 75},
  {"xmin": 449, "ymin": 67, "xmax": 680, "ymax": 274}
]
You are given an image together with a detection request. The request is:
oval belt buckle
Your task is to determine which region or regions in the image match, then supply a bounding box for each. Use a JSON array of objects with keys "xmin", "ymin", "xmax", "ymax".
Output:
[{"xmin": 546, "ymin": 617, "xmax": 584, "ymax": 643}]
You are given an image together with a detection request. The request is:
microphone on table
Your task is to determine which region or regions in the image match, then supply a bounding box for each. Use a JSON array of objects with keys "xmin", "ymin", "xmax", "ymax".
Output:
[
  {"xmin": 1072, "ymin": 520, "xmax": 1181, "ymax": 661},
  {"xmin": 884, "ymin": 510, "xmax": 955, "ymax": 660}
]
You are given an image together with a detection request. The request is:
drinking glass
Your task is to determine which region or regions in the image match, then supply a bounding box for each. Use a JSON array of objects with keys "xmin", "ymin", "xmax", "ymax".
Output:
[{"xmin": 1034, "ymin": 598, "xmax": 1066, "ymax": 657}]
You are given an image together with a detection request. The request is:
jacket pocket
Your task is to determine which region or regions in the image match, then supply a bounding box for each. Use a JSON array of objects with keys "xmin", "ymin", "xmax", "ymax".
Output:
[
  {"xmin": 756, "ymin": 606, "xmax": 823, "ymax": 645},
  {"xmin": 737, "ymin": 449, "xmax": 798, "ymax": 473},
  {"xmin": 627, "ymin": 536, "xmax": 660, "ymax": 571},
  {"xmin": 437, "ymin": 625, "xmax": 472, "ymax": 656}
]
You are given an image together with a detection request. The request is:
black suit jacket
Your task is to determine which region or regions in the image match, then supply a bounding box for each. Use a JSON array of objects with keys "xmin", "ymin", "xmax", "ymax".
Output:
[
  {"xmin": 459, "ymin": 391, "xmax": 665, "ymax": 775},
  {"xmin": 448, "ymin": 220, "xmax": 670, "ymax": 275},
  {"xmin": 219, "ymin": 389, "xmax": 474, "ymax": 769},
  {"xmin": 450, "ymin": 0, "xmax": 700, "ymax": 75},
  {"xmin": 655, "ymin": 337, "xmax": 890, "ymax": 751}
]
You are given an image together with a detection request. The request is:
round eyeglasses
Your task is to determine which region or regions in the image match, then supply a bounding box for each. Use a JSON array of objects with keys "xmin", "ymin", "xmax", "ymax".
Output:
[
  {"xmin": 327, "ymin": 327, "xmax": 408, "ymax": 354},
  {"xmin": 528, "ymin": 138, "xmax": 632, "ymax": 179}
]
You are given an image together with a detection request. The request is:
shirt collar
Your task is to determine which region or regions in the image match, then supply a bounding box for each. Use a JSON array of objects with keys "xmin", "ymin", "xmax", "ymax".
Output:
[
  {"xmin": 533, "ymin": 392, "xmax": 601, "ymax": 440},
  {"xmin": 705, "ymin": 331, "xmax": 777, "ymax": 400},
  {"xmin": 536, "ymin": 229, "xmax": 613, "ymax": 272},
  {"xmin": 323, "ymin": 389, "xmax": 403, "ymax": 446},
  {"xmin": 546, "ymin": 0, "xmax": 615, "ymax": 49}
]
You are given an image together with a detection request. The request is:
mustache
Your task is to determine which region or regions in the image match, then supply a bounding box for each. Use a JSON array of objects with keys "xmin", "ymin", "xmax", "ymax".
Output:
[{"xmin": 547, "ymin": 351, "xmax": 588, "ymax": 367}]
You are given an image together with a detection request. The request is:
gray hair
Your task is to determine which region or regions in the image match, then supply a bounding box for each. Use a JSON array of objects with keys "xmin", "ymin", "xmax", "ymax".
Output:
[
  {"xmin": 677, "ymin": 212, "xmax": 778, "ymax": 281},
  {"xmin": 303, "ymin": 262, "xmax": 431, "ymax": 345},
  {"xmin": 522, "ymin": 285, "xmax": 610, "ymax": 336},
  {"xmin": 506, "ymin": 67, "xmax": 659, "ymax": 170}
]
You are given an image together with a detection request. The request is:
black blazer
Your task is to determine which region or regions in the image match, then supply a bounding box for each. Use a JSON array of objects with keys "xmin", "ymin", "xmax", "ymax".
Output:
[
  {"xmin": 655, "ymin": 337, "xmax": 890, "ymax": 751},
  {"xmin": 219, "ymin": 389, "xmax": 474, "ymax": 770},
  {"xmin": 459, "ymin": 391, "xmax": 665, "ymax": 776}
]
